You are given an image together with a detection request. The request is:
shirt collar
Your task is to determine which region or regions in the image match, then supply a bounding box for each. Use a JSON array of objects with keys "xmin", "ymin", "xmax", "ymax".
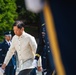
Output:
[{"xmin": 5, "ymin": 40, "xmax": 11, "ymax": 44}]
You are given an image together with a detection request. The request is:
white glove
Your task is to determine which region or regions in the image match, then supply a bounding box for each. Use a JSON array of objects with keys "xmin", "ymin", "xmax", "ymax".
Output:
[
  {"xmin": 25, "ymin": 0, "xmax": 44, "ymax": 13},
  {"xmin": 0, "ymin": 71, "xmax": 3, "ymax": 75},
  {"xmin": 0, "ymin": 67, "xmax": 4, "ymax": 74},
  {"xmin": 32, "ymin": 59, "xmax": 38, "ymax": 68}
]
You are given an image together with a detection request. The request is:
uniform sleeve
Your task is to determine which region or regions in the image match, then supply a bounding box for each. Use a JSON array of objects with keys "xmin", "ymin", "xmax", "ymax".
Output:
[
  {"xmin": 3, "ymin": 37, "xmax": 16, "ymax": 66},
  {"xmin": 29, "ymin": 36, "xmax": 37, "ymax": 55},
  {"xmin": 35, "ymin": 29, "xmax": 44, "ymax": 60},
  {"xmin": 38, "ymin": 56, "xmax": 42, "ymax": 66}
]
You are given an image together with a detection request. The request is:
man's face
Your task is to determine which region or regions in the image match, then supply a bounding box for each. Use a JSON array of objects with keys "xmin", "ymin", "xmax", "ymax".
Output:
[
  {"xmin": 5, "ymin": 36, "xmax": 11, "ymax": 41},
  {"xmin": 13, "ymin": 26, "xmax": 24, "ymax": 36}
]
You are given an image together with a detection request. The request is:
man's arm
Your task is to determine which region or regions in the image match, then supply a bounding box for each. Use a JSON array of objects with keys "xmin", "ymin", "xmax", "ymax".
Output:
[{"xmin": 29, "ymin": 36, "xmax": 37, "ymax": 54}]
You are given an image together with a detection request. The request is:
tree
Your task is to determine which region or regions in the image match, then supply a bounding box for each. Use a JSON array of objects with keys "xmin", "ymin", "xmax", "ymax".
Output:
[{"xmin": 0, "ymin": 0, "xmax": 18, "ymax": 34}]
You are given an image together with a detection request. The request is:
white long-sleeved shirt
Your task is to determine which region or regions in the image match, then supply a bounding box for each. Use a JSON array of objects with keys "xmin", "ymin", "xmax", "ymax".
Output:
[{"xmin": 4, "ymin": 31, "xmax": 37, "ymax": 71}]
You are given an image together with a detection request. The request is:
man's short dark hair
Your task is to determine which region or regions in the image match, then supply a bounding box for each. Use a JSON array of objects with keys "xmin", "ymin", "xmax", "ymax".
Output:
[{"xmin": 13, "ymin": 21, "xmax": 25, "ymax": 29}]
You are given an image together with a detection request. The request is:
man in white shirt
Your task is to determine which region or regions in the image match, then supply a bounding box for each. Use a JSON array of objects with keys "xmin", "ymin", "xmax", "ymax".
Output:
[{"xmin": 1, "ymin": 21, "xmax": 38, "ymax": 75}]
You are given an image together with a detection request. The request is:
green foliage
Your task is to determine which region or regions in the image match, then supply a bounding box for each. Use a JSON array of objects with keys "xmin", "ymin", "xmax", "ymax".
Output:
[
  {"xmin": 0, "ymin": 0, "xmax": 18, "ymax": 34},
  {"xmin": 0, "ymin": 0, "xmax": 39, "ymax": 42},
  {"xmin": 0, "ymin": 35, "xmax": 4, "ymax": 42}
]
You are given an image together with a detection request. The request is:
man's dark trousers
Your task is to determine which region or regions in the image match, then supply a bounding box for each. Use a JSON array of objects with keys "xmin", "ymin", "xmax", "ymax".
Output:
[{"xmin": 18, "ymin": 69, "xmax": 33, "ymax": 75}]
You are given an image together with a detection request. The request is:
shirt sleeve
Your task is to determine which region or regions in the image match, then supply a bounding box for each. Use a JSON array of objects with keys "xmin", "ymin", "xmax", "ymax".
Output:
[
  {"xmin": 35, "ymin": 27, "xmax": 44, "ymax": 60},
  {"xmin": 29, "ymin": 36, "xmax": 37, "ymax": 55},
  {"xmin": 38, "ymin": 56, "xmax": 42, "ymax": 66},
  {"xmin": 3, "ymin": 37, "xmax": 16, "ymax": 66}
]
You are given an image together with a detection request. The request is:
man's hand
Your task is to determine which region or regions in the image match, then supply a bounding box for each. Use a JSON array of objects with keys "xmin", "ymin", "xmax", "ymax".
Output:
[
  {"xmin": 1, "ymin": 63, "xmax": 6, "ymax": 70},
  {"xmin": 0, "ymin": 63, "xmax": 6, "ymax": 74},
  {"xmin": 32, "ymin": 59, "xmax": 38, "ymax": 68},
  {"xmin": 37, "ymin": 66, "xmax": 42, "ymax": 72}
]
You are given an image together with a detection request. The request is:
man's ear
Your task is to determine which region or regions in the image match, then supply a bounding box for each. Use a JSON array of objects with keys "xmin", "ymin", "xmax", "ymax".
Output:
[{"xmin": 22, "ymin": 27, "xmax": 24, "ymax": 31}]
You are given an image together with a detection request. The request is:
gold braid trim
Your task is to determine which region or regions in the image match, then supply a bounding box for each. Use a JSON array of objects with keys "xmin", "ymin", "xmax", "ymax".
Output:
[{"xmin": 35, "ymin": 54, "xmax": 40, "ymax": 57}]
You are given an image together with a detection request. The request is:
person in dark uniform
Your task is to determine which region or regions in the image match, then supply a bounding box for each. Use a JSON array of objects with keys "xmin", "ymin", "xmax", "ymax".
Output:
[
  {"xmin": 42, "ymin": 1, "xmax": 76, "ymax": 75},
  {"xmin": 34, "ymin": 24, "xmax": 56, "ymax": 75},
  {"xmin": 32, "ymin": 12, "xmax": 56, "ymax": 75},
  {"xmin": 0, "ymin": 31, "xmax": 16, "ymax": 75}
]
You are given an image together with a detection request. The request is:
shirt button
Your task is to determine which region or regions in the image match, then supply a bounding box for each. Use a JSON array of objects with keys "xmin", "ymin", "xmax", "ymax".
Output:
[
  {"xmin": 43, "ymin": 56, "xmax": 46, "ymax": 59},
  {"xmin": 48, "ymin": 46, "xmax": 50, "ymax": 48},
  {"xmin": 47, "ymin": 42, "xmax": 49, "ymax": 44},
  {"xmin": 48, "ymin": 50, "xmax": 50, "ymax": 52}
]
